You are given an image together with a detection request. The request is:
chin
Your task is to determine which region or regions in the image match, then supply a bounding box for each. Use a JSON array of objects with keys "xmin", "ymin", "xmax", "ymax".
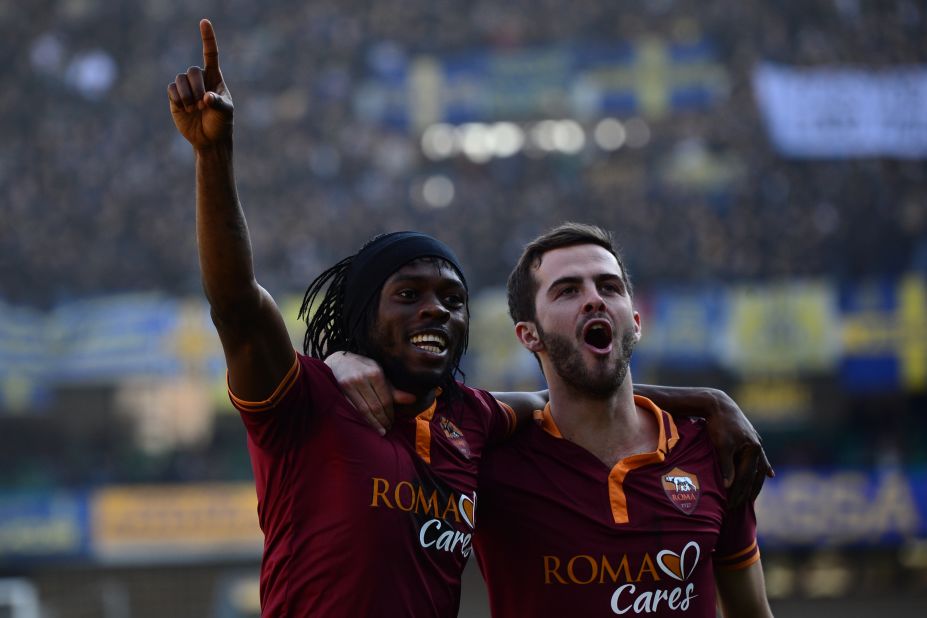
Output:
[{"xmin": 386, "ymin": 364, "xmax": 450, "ymax": 395}]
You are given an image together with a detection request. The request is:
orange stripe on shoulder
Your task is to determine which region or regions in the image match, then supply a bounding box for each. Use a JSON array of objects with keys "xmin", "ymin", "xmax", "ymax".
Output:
[
  {"xmin": 229, "ymin": 353, "xmax": 300, "ymax": 413},
  {"xmin": 496, "ymin": 400, "xmax": 517, "ymax": 436}
]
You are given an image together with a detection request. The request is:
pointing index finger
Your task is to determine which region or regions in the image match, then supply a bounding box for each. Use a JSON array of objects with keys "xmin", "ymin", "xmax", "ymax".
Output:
[{"xmin": 200, "ymin": 18, "xmax": 220, "ymax": 70}]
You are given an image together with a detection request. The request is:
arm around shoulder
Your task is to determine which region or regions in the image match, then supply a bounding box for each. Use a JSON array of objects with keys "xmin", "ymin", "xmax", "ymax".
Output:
[{"xmin": 491, "ymin": 390, "xmax": 549, "ymax": 427}]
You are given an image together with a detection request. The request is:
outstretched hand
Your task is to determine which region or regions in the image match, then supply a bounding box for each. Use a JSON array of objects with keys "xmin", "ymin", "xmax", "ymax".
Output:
[
  {"xmin": 326, "ymin": 352, "xmax": 416, "ymax": 436},
  {"xmin": 167, "ymin": 19, "xmax": 234, "ymax": 149}
]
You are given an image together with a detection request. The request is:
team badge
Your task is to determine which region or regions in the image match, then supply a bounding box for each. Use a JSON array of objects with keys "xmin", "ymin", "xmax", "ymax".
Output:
[
  {"xmin": 439, "ymin": 416, "xmax": 471, "ymax": 459},
  {"xmin": 661, "ymin": 467, "xmax": 700, "ymax": 515}
]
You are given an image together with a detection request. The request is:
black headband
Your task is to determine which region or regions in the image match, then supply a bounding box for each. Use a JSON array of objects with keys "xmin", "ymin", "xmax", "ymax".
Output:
[{"xmin": 343, "ymin": 232, "xmax": 467, "ymax": 336}]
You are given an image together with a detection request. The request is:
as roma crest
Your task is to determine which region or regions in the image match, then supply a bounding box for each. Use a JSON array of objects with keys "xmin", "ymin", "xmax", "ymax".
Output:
[
  {"xmin": 439, "ymin": 416, "xmax": 471, "ymax": 459},
  {"xmin": 661, "ymin": 467, "xmax": 700, "ymax": 515}
]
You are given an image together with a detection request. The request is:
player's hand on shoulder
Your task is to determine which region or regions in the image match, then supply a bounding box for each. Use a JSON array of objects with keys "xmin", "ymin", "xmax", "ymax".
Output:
[
  {"xmin": 706, "ymin": 389, "xmax": 774, "ymax": 508},
  {"xmin": 325, "ymin": 351, "xmax": 414, "ymax": 436},
  {"xmin": 167, "ymin": 19, "xmax": 234, "ymax": 149}
]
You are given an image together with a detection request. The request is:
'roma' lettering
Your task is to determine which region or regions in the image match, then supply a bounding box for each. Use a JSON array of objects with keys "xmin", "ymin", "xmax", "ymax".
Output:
[
  {"xmin": 543, "ymin": 554, "xmax": 663, "ymax": 585},
  {"xmin": 369, "ymin": 477, "xmax": 462, "ymax": 523}
]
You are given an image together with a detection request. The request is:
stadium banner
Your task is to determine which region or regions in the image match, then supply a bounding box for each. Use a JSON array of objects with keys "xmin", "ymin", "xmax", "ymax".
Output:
[
  {"xmin": 357, "ymin": 38, "xmax": 729, "ymax": 130},
  {"xmin": 637, "ymin": 286, "xmax": 726, "ymax": 369},
  {"xmin": 50, "ymin": 294, "xmax": 184, "ymax": 383},
  {"xmin": 840, "ymin": 275, "xmax": 927, "ymax": 392},
  {"xmin": 90, "ymin": 483, "xmax": 262, "ymax": 563},
  {"xmin": 467, "ymin": 289, "xmax": 544, "ymax": 392},
  {"xmin": 721, "ymin": 280, "xmax": 840, "ymax": 375},
  {"xmin": 753, "ymin": 62, "xmax": 927, "ymax": 158},
  {"xmin": 756, "ymin": 468, "xmax": 927, "ymax": 548},
  {"xmin": 0, "ymin": 491, "xmax": 90, "ymax": 563},
  {"xmin": 0, "ymin": 302, "xmax": 52, "ymax": 412},
  {"xmin": 731, "ymin": 377, "xmax": 812, "ymax": 425}
]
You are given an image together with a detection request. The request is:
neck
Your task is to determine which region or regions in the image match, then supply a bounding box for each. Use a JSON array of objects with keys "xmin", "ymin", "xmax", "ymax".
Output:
[
  {"xmin": 545, "ymin": 369, "xmax": 656, "ymax": 468},
  {"xmin": 395, "ymin": 388, "xmax": 438, "ymax": 418}
]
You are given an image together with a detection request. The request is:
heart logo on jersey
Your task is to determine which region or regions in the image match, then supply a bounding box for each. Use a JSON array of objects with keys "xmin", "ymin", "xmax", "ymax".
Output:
[
  {"xmin": 458, "ymin": 493, "xmax": 476, "ymax": 529},
  {"xmin": 657, "ymin": 541, "xmax": 701, "ymax": 581}
]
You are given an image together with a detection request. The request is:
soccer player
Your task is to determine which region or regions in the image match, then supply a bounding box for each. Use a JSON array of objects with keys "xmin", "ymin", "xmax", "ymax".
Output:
[
  {"xmin": 473, "ymin": 223, "xmax": 773, "ymax": 617},
  {"xmin": 170, "ymin": 20, "xmax": 516, "ymax": 615},
  {"xmin": 168, "ymin": 20, "xmax": 768, "ymax": 616}
]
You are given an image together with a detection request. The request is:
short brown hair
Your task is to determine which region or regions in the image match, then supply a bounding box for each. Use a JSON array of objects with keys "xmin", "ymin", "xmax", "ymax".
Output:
[{"xmin": 506, "ymin": 222, "xmax": 633, "ymax": 323}]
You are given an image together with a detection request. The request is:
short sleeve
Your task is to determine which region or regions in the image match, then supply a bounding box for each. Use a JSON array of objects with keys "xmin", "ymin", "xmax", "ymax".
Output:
[
  {"xmin": 472, "ymin": 390, "xmax": 516, "ymax": 445},
  {"xmin": 714, "ymin": 499, "xmax": 761, "ymax": 571},
  {"xmin": 230, "ymin": 353, "xmax": 326, "ymax": 452}
]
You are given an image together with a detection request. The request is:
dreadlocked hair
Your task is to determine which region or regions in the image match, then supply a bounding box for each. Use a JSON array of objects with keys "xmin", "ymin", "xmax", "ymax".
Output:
[
  {"xmin": 297, "ymin": 241, "xmax": 469, "ymax": 401},
  {"xmin": 299, "ymin": 255, "xmax": 354, "ymax": 358}
]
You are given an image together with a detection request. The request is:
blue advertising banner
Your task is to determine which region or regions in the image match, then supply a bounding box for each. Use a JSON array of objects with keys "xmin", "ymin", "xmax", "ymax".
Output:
[
  {"xmin": 756, "ymin": 468, "xmax": 927, "ymax": 548},
  {"xmin": 639, "ymin": 286, "xmax": 726, "ymax": 369},
  {"xmin": 356, "ymin": 37, "xmax": 729, "ymax": 130},
  {"xmin": 0, "ymin": 302, "xmax": 52, "ymax": 412},
  {"xmin": 49, "ymin": 294, "xmax": 182, "ymax": 383},
  {"xmin": 840, "ymin": 276, "xmax": 927, "ymax": 392},
  {"xmin": 0, "ymin": 470, "xmax": 925, "ymax": 566},
  {"xmin": 0, "ymin": 492, "xmax": 90, "ymax": 563}
]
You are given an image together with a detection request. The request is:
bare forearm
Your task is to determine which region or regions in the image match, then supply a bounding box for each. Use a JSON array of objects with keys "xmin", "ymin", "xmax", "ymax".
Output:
[
  {"xmin": 195, "ymin": 143, "xmax": 259, "ymax": 313},
  {"xmin": 716, "ymin": 562, "xmax": 773, "ymax": 617},
  {"xmin": 634, "ymin": 384, "xmax": 721, "ymax": 419}
]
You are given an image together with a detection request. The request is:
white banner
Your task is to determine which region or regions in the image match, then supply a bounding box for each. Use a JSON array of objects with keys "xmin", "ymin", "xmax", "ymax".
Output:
[{"xmin": 753, "ymin": 62, "xmax": 927, "ymax": 158}]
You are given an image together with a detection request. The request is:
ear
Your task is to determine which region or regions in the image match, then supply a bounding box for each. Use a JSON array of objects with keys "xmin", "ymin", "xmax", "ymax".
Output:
[
  {"xmin": 515, "ymin": 321, "xmax": 544, "ymax": 353},
  {"xmin": 632, "ymin": 310, "xmax": 642, "ymax": 344}
]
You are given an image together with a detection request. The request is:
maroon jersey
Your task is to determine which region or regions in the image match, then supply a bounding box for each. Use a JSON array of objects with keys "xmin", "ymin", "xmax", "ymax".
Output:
[
  {"xmin": 231, "ymin": 353, "xmax": 516, "ymax": 617},
  {"xmin": 474, "ymin": 396, "xmax": 759, "ymax": 617}
]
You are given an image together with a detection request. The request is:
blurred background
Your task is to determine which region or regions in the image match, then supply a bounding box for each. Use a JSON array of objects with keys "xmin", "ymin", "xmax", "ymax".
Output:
[{"xmin": 2, "ymin": 0, "xmax": 926, "ymax": 616}]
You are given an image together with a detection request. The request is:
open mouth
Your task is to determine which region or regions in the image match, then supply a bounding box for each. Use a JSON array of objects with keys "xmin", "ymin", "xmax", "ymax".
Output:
[
  {"xmin": 582, "ymin": 321, "xmax": 613, "ymax": 352},
  {"xmin": 410, "ymin": 332, "xmax": 448, "ymax": 355}
]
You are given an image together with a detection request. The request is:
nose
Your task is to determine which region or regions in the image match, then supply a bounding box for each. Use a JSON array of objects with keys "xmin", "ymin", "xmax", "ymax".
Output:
[
  {"xmin": 419, "ymin": 293, "xmax": 450, "ymax": 321},
  {"xmin": 582, "ymin": 287, "xmax": 606, "ymax": 313}
]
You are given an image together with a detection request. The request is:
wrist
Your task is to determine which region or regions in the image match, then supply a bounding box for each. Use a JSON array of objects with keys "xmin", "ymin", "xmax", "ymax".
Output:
[{"xmin": 194, "ymin": 139, "xmax": 233, "ymax": 158}]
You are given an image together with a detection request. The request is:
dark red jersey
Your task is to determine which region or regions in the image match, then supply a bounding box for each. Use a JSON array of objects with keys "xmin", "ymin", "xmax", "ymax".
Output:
[
  {"xmin": 474, "ymin": 396, "xmax": 759, "ymax": 617},
  {"xmin": 231, "ymin": 353, "xmax": 516, "ymax": 617}
]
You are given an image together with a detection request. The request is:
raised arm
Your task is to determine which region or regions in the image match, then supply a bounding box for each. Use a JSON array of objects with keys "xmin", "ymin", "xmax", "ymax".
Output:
[{"xmin": 168, "ymin": 19, "xmax": 293, "ymax": 400}]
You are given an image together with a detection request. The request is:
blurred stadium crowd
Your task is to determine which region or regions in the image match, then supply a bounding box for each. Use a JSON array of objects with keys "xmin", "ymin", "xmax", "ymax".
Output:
[
  {"xmin": 2, "ymin": 1, "xmax": 927, "ymax": 615},
  {"xmin": 3, "ymin": 0, "xmax": 926, "ymax": 470},
  {"xmin": 2, "ymin": 0, "xmax": 925, "ymax": 308}
]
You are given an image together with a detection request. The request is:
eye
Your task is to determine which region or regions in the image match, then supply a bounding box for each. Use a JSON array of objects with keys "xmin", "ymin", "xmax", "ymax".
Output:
[
  {"xmin": 444, "ymin": 293, "xmax": 465, "ymax": 309},
  {"xmin": 557, "ymin": 285, "xmax": 578, "ymax": 298},
  {"xmin": 396, "ymin": 288, "xmax": 418, "ymax": 301},
  {"xmin": 601, "ymin": 282, "xmax": 621, "ymax": 295}
]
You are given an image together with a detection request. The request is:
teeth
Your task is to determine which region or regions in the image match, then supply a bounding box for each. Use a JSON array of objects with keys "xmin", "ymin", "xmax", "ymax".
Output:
[{"xmin": 411, "ymin": 333, "xmax": 447, "ymax": 352}]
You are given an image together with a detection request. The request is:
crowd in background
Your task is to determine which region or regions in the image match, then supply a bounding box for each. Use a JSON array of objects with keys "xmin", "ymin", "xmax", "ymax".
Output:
[
  {"xmin": 2, "ymin": 0, "xmax": 926, "ymax": 308},
  {"xmin": 1, "ymin": 0, "xmax": 926, "ymax": 488}
]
